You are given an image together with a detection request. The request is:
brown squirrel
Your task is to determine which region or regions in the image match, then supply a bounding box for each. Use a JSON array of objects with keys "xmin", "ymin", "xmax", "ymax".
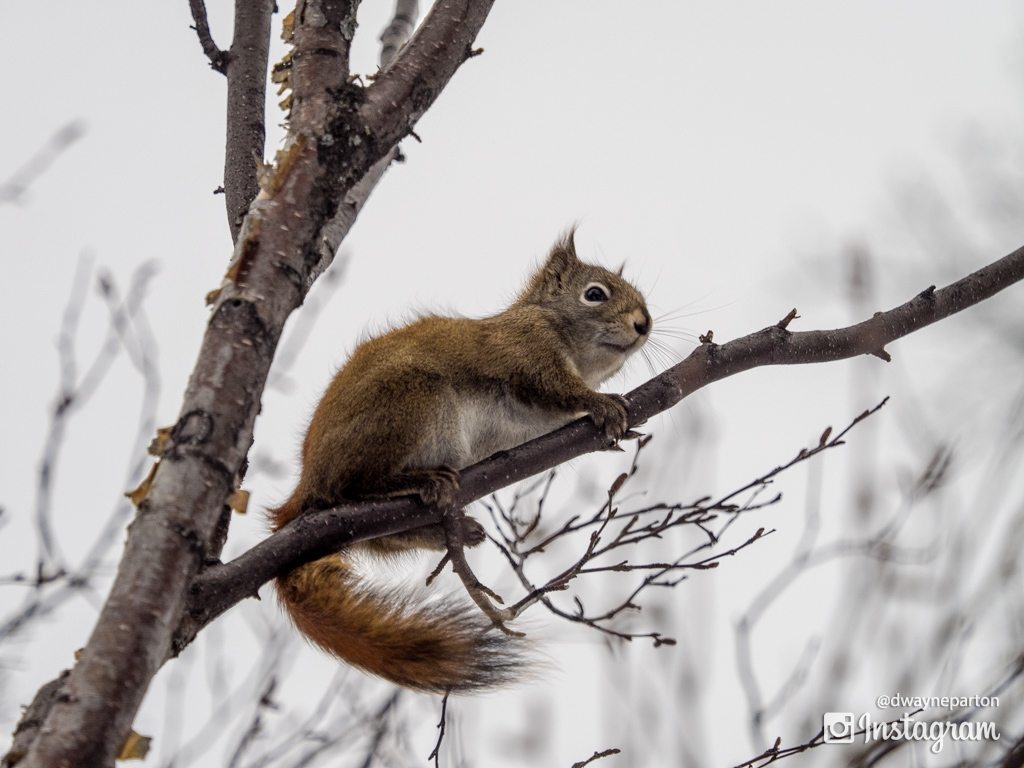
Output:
[{"xmin": 271, "ymin": 230, "xmax": 651, "ymax": 692}]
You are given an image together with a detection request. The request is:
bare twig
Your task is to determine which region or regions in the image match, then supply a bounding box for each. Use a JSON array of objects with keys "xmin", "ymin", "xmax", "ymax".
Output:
[
  {"xmin": 734, "ymin": 457, "xmax": 937, "ymax": 747},
  {"xmin": 439, "ymin": 508, "xmax": 520, "ymax": 635},
  {"xmin": 252, "ymin": 682, "xmax": 400, "ymax": 768},
  {"xmin": 266, "ymin": 255, "xmax": 349, "ymax": 393},
  {"xmin": 224, "ymin": 677, "xmax": 277, "ymax": 768},
  {"xmin": 188, "ymin": 0, "xmax": 273, "ymax": 239},
  {"xmin": 355, "ymin": 691, "xmax": 402, "ymax": 768},
  {"xmin": 233, "ymin": 669, "xmax": 351, "ymax": 768},
  {"xmin": 4, "ymin": 258, "xmax": 158, "ymax": 609},
  {"xmin": 732, "ymin": 709, "xmax": 924, "ymax": 768},
  {"xmin": 485, "ymin": 405, "xmax": 884, "ymax": 645},
  {"xmin": 571, "ymin": 748, "xmax": 621, "ymax": 768},
  {"xmin": 737, "ymin": 651, "xmax": 1024, "ymax": 767},
  {"xmin": 427, "ymin": 690, "xmax": 450, "ymax": 768},
  {"xmin": 0, "ymin": 121, "xmax": 85, "ymax": 205},
  {"xmin": 158, "ymin": 628, "xmax": 287, "ymax": 767},
  {"xmin": 188, "ymin": 0, "xmax": 230, "ymax": 74}
]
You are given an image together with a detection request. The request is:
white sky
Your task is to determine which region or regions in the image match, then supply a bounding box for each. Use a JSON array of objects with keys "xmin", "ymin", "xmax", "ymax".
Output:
[{"xmin": 2, "ymin": 2, "xmax": 1023, "ymax": 766}]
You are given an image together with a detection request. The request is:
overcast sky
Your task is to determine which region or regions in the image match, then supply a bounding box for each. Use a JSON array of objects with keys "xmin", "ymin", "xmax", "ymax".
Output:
[{"xmin": 2, "ymin": 2, "xmax": 1023, "ymax": 766}]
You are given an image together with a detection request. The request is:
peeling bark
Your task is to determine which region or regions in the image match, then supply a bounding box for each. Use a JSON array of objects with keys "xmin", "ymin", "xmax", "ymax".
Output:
[{"xmin": 9, "ymin": 2, "xmax": 495, "ymax": 766}]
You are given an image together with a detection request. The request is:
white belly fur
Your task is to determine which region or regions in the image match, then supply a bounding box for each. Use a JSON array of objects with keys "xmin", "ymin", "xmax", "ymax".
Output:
[{"xmin": 456, "ymin": 393, "xmax": 577, "ymax": 468}]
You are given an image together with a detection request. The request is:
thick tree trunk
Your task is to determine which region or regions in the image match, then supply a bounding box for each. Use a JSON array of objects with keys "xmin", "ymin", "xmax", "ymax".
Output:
[{"xmin": 7, "ymin": 2, "xmax": 495, "ymax": 766}]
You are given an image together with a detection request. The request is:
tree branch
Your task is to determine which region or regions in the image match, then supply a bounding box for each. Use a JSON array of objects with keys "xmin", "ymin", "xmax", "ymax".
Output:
[
  {"xmin": 315, "ymin": 0, "xmax": 420, "ymax": 270},
  {"xmin": 1, "ymin": 672, "xmax": 69, "ymax": 768},
  {"xmin": 379, "ymin": 0, "xmax": 418, "ymax": 66},
  {"xmin": 223, "ymin": 0, "xmax": 275, "ymax": 241},
  {"xmin": 188, "ymin": 0, "xmax": 230, "ymax": 74},
  {"xmin": 361, "ymin": 0, "xmax": 491, "ymax": 148},
  {"xmin": 11, "ymin": 2, "xmax": 496, "ymax": 766},
  {"xmin": 174, "ymin": 243, "xmax": 1024, "ymax": 650},
  {"xmin": 0, "ymin": 121, "xmax": 86, "ymax": 205}
]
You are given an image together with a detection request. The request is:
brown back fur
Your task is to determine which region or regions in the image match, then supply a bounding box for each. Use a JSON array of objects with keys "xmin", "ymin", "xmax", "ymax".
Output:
[{"xmin": 272, "ymin": 230, "xmax": 650, "ymax": 692}]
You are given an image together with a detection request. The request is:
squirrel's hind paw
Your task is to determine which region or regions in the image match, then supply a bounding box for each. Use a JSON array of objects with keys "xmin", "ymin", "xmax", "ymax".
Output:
[{"xmin": 414, "ymin": 465, "xmax": 461, "ymax": 508}]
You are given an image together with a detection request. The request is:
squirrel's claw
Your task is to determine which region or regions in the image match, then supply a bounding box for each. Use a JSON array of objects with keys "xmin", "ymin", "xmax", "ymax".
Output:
[{"xmin": 587, "ymin": 393, "xmax": 630, "ymax": 440}]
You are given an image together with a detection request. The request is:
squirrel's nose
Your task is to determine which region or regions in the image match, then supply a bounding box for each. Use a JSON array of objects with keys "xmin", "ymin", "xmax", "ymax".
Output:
[{"xmin": 633, "ymin": 309, "xmax": 651, "ymax": 336}]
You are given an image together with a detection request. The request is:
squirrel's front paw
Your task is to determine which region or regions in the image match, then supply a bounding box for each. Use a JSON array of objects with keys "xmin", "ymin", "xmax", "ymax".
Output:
[
  {"xmin": 416, "ymin": 466, "xmax": 461, "ymax": 507},
  {"xmin": 587, "ymin": 393, "xmax": 630, "ymax": 440}
]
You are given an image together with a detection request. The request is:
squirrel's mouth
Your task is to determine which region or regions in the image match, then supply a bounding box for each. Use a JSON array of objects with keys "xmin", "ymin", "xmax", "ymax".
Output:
[{"xmin": 601, "ymin": 340, "xmax": 638, "ymax": 353}]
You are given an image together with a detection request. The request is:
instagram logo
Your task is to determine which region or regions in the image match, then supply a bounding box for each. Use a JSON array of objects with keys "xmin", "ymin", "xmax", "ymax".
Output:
[{"xmin": 823, "ymin": 712, "xmax": 856, "ymax": 744}]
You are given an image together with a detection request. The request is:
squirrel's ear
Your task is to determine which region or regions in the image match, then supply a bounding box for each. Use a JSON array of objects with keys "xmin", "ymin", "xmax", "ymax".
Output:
[
  {"xmin": 515, "ymin": 229, "xmax": 581, "ymax": 305},
  {"xmin": 540, "ymin": 229, "xmax": 580, "ymax": 292}
]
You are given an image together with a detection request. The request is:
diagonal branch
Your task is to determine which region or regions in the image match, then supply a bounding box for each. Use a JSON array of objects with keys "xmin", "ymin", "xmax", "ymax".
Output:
[
  {"xmin": 0, "ymin": 121, "xmax": 86, "ymax": 205},
  {"xmin": 361, "ymin": 0, "xmax": 491, "ymax": 146},
  {"xmin": 188, "ymin": 0, "xmax": 230, "ymax": 74},
  {"xmin": 175, "ymin": 243, "xmax": 1024, "ymax": 649},
  {"xmin": 11, "ymin": 2, "xmax": 496, "ymax": 766}
]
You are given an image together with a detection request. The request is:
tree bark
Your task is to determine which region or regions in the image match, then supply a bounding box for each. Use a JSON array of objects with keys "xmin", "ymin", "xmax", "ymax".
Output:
[
  {"xmin": 224, "ymin": 0, "xmax": 275, "ymax": 241},
  {"xmin": 10, "ymin": 2, "xmax": 495, "ymax": 766}
]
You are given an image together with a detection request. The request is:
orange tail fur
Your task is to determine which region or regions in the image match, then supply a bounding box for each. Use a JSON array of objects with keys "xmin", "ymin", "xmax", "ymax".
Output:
[{"xmin": 272, "ymin": 498, "xmax": 525, "ymax": 692}]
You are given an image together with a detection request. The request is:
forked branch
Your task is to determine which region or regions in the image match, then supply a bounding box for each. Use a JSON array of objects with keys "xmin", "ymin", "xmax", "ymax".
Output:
[{"xmin": 8, "ymin": 2, "xmax": 497, "ymax": 766}]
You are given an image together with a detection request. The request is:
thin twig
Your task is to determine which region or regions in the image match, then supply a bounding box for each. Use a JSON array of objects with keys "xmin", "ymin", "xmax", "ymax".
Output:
[
  {"xmin": 571, "ymin": 748, "xmax": 621, "ymax": 768},
  {"xmin": 731, "ymin": 709, "xmax": 924, "ymax": 768},
  {"xmin": 439, "ymin": 509, "xmax": 520, "ymax": 635},
  {"xmin": 354, "ymin": 691, "xmax": 402, "ymax": 768},
  {"xmin": 0, "ymin": 121, "xmax": 86, "ymax": 205},
  {"xmin": 427, "ymin": 690, "xmax": 450, "ymax": 768},
  {"xmin": 188, "ymin": 0, "xmax": 230, "ymax": 74}
]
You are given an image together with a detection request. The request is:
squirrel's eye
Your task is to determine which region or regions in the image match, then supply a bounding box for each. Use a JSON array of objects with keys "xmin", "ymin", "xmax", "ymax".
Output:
[{"xmin": 581, "ymin": 283, "xmax": 610, "ymax": 305}]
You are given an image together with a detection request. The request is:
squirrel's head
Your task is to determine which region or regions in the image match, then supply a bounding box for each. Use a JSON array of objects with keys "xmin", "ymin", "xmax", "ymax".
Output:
[{"xmin": 517, "ymin": 230, "xmax": 652, "ymax": 386}]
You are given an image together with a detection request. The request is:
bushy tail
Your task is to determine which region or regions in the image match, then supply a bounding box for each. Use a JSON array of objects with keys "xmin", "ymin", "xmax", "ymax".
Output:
[{"xmin": 272, "ymin": 498, "xmax": 526, "ymax": 693}]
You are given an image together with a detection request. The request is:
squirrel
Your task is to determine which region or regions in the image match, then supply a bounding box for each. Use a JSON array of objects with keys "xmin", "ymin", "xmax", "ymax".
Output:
[{"xmin": 271, "ymin": 230, "xmax": 652, "ymax": 693}]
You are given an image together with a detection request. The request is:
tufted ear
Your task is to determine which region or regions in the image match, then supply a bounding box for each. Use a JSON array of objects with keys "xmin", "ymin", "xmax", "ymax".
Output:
[
  {"xmin": 516, "ymin": 229, "xmax": 582, "ymax": 304},
  {"xmin": 539, "ymin": 229, "xmax": 580, "ymax": 292}
]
